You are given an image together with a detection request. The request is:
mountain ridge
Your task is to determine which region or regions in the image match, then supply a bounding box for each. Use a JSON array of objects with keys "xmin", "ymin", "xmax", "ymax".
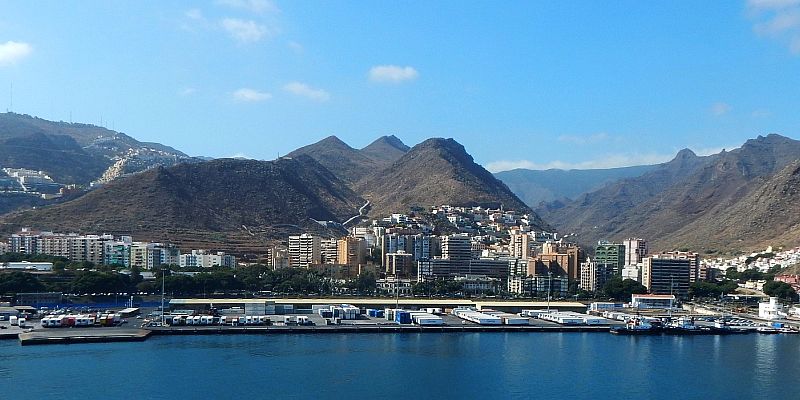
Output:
[{"xmin": 537, "ymin": 133, "xmax": 800, "ymax": 253}]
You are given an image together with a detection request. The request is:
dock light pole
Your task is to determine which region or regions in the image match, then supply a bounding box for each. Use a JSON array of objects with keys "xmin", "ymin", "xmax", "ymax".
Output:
[
  {"xmin": 547, "ymin": 271, "xmax": 552, "ymax": 312},
  {"xmin": 161, "ymin": 268, "xmax": 166, "ymax": 326},
  {"xmin": 394, "ymin": 274, "xmax": 399, "ymax": 311}
]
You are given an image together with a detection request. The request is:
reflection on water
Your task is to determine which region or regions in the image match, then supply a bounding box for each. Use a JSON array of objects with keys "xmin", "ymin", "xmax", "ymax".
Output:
[{"xmin": 1, "ymin": 333, "xmax": 799, "ymax": 399}]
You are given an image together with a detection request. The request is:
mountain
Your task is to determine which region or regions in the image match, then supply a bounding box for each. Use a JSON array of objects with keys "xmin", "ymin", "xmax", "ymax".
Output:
[
  {"xmin": 356, "ymin": 138, "xmax": 551, "ymax": 230},
  {"xmin": 0, "ymin": 131, "xmax": 110, "ymax": 184},
  {"xmin": 538, "ymin": 134, "xmax": 800, "ymax": 253},
  {"xmin": 0, "ymin": 156, "xmax": 364, "ymax": 255},
  {"xmin": 495, "ymin": 164, "xmax": 657, "ymax": 207},
  {"xmin": 0, "ymin": 112, "xmax": 191, "ymax": 184},
  {"xmin": 286, "ymin": 135, "xmax": 410, "ymax": 184},
  {"xmin": 361, "ymin": 135, "xmax": 410, "ymax": 166},
  {"xmin": 650, "ymin": 159, "xmax": 800, "ymax": 252},
  {"xmin": 286, "ymin": 135, "xmax": 383, "ymax": 184}
]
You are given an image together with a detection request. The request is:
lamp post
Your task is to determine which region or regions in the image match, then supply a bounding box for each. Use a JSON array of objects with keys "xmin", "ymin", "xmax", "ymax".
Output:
[
  {"xmin": 547, "ymin": 271, "xmax": 552, "ymax": 312},
  {"xmin": 161, "ymin": 268, "xmax": 166, "ymax": 326}
]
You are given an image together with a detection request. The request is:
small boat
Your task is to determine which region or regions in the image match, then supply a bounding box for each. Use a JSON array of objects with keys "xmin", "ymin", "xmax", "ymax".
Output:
[
  {"xmin": 664, "ymin": 316, "xmax": 705, "ymax": 335},
  {"xmin": 757, "ymin": 327, "xmax": 780, "ymax": 334},
  {"xmin": 779, "ymin": 328, "xmax": 799, "ymax": 334},
  {"xmin": 709, "ymin": 321, "xmax": 747, "ymax": 335},
  {"xmin": 610, "ymin": 317, "xmax": 662, "ymax": 335}
]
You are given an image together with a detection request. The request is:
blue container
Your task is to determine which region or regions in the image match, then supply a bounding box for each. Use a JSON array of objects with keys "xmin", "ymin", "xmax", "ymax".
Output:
[
  {"xmin": 375, "ymin": 310, "xmax": 385, "ymax": 318},
  {"xmin": 395, "ymin": 311, "xmax": 411, "ymax": 324}
]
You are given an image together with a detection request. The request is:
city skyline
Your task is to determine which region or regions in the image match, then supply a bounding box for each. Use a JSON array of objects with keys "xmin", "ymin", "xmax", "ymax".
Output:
[{"xmin": 1, "ymin": 1, "xmax": 800, "ymax": 171}]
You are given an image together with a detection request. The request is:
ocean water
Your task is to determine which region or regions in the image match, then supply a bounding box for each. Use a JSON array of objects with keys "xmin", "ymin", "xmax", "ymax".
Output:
[{"xmin": 2, "ymin": 333, "xmax": 799, "ymax": 399}]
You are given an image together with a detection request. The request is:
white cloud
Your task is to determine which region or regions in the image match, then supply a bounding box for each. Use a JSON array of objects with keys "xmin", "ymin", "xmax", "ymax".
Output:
[
  {"xmin": 751, "ymin": 108, "xmax": 772, "ymax": 118},
  {"xmin": 221, "ymin": 18, "xmax": 272, "ymax": 43},
  {"xmin": 228, "ymin": 152, "xmax": 256, "ymax": 159},
  {"xmin": 711, "ymin": 102, "xmax": 731, "ymax": 116},
  {"xmin": 557, "ymin": 132, "xmax": 611, "ymax": 145},
  {"xmin": 216, "ymin": 0, "xmax": 278, "ymax": 14},
  {"xmin": 283, "ymin": 81, "xmax": 330, "ymax": 101},
  {"xmin": 0, "ymin": 41, "xmax": 32, "ymax": 67},
  {"xmin": 179, "ymin": 87, "xmax": 197, "ymax": 96},
  {"xmin": 185, "ymin": 9, "xmax": 204, "ymax": 21},
  {"xmin": 288, "ymin": 40, "xmax": 304, "ymax": 54},
  {"xmin": 486, "ymin": 153, "xmax": 676, "ymax": 173},
  {"xmin": 748, "ymin": 0, "xmax": 800, "ymax": 10},
  {"xmin": 368, "ymin": 65, "xmax": 419, "ymax": 83},
  {"xmin": 754, "ymin": 9, "xmax": 800, "ymax": 35},
  {"xmin": 233, "ymin": 88, "xmax": 272, "ymax": 102},
  {"xmin": 748, "ymin": 0, "xmax": 800, "ymax": 54}
]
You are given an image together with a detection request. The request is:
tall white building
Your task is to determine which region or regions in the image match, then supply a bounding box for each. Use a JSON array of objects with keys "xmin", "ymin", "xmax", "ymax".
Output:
[
  {"xmin": 510, "ymin": 232, "xmax": 533, "ymax": 260},
  {"xmin": 623, "ymin": 238, "xmax": 648, "ymax": 266},
  {"xmin": 288, "ymin": 234, "xmax": 321, "ymax": 268}
]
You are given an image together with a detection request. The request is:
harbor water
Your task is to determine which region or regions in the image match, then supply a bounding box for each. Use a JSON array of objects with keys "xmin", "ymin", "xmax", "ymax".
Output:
[{"xmin": 2, "ymin": 332, "xmax": 799, "ymax": 399}]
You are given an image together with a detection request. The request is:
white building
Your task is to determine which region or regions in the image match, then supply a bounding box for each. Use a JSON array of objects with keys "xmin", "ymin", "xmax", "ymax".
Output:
[
  {"xmin": 2, "ymin": 261, "xmax": 53, "ymax": 271},
  {"xmin": 631, "ymin": 294, "xmax": 675, "ymax": 310},
  {"xmin": 179, "ymin": 250, "xmax": 236, "ymax": 268},
  {"xmin": 621, "ymin": 265, "xmax": 641, "ymax": 282},
  {"xmin": 623, "ymin": 238, "xmax": 647, "ymax": 266},
  {"xmin": 288, "ymin": 234, "xmax": 321, "ymax": 268},
  {"xmin": 758, "ymin": 297, "xmax": 785, "ymax": 320}
]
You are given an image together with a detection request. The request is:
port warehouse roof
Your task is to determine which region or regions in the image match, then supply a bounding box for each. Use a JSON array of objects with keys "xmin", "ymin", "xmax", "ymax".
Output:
[{"xmin": 169, "ymin": 298, "xmax": 586, "ymax": 312}]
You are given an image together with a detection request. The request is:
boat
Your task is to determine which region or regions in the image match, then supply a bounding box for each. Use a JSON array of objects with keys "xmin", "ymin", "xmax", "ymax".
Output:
[
  {"xmin": 663, "ymin": 316, "xmax": 707, "ymax": 335},
  {"xmin": 708, "ymin": 320, "xmax": 748, "ymax": 335},
  {"xmin": 779, "ymin": 328, "xmax": 799, "ymax": 334},
  {"xmin": 610, "ymin": 317, "xmax": 662, "ymax": 335},
  {"xmin": 757, "ymin": 326, "xmax": 780, "ymax": 334}
]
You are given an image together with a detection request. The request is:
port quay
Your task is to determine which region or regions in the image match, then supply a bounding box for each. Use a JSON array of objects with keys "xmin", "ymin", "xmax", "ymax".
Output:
[{"xmin": 2, "ymin": 296, "xmax": 797, "ymax": 345}]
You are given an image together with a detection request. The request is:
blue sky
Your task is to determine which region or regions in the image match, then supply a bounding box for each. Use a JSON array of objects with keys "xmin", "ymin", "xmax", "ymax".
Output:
[{"xmin": 1, "ymin": 0, "xmax": 800, "ymax": 171}]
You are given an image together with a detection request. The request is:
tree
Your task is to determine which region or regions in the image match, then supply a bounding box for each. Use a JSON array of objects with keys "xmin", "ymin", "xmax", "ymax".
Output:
[
  {"xmin": 689, "ymin": 281, "xmax": 722, "ymax": 299},
  {"xmin": 70, "ymin": 271, "xmax": 129, "ymax": 295},
  {"xmin": 763, "ymin": 281, "xmax": 799, "ymax": 302},
  {"xmin": 718, "ymin": 280, "xmax": 739, "ymax": 294},
  {"xmin": 0, "ymin": 272, "xmax": 45, "ymax": 294},
  {"xmin": 351, "ymin": 272, "xmax": 377, "ymax": 295},
  {"xmin": 603, "ymin": 277, "xmax": 647, "ymax": 301}
]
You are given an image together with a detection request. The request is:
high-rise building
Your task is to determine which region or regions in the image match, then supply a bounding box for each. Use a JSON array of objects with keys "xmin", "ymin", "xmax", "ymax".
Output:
[
  {"xmin": 594, "ymin": 241, "xmax": 626, "ymax": 274},
  {"xmin": 321, "ymin": 238, "xmax": 339, "ymax": 265},
  {"xmin": 8, "ymin": 230, "xmax": 40, "ymax": 254},
  {"xmin": 385, "ymin": 250, "xmax": 414, "ymax": 278},
  {"xmin": 153, "ymin": 244, "xmax": 180, "ymax": 268},
  {"xmin": 657, "ymin": 251, "xmax": 704, "ymax": 282},
  {"xmin": 417, "ymin": 258, "xmax": 510, "ymax": 282},
  {"xmin": 441, "ymin": 235, "xmax": 471, "ymax": 262},
  {"xmin": 537, "ymin": 241, "xmax": 583, "ymax": 281},
  {"xmin": 642, "ymin": 255, "xmax": 691, "ymax": 298},
  {"xmin": 579, "ymin": 258, "xmax": 615, "ymax": 292},
  {"xmin": 623, "ymin": 238, "xmax": 648, "ymax": 266},
  {"xmin": 103, "ymin": 239, "xmax": 132, "ymax": 267},
  {"xmin": 130, "ymin": 242, "xmax": 151, "ymax": 269},
  {"xmin": 337, "ymin": 237, "xmax": 366, "ymax": 268},
  {"xmin": 288, "ymin": 234, "xmax": 321, "ymax": 268},
  {"xmin": 510, "ymin": 233, "xmax": 533, "ymax": 259},
  {"xmin": 411, "ymin": 234, "xmax": 439, "ymax": 261},
  {"xmin": 178, "ymin": 250, "xmax": 236, "ymax": 268},
  {"xmin": 267, "ymin": 246, "xmax": 289, "ymax": 269}
]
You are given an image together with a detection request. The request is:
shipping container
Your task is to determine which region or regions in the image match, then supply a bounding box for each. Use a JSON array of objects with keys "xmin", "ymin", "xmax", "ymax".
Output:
[{"xmin": 395, "ymin": 311, "xmax": 412, "ymax": 324}]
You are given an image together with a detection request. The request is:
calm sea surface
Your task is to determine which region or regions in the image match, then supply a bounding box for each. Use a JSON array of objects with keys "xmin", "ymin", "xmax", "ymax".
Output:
[{"xmin": 2, "ymin": 333, "xmax": 799, "ymax": 399}]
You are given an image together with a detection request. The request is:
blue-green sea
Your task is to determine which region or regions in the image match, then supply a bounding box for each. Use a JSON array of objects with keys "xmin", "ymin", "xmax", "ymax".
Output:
[{"xmin": 2, "ymin": 333, "xmax": 799, "ymax": 399}]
